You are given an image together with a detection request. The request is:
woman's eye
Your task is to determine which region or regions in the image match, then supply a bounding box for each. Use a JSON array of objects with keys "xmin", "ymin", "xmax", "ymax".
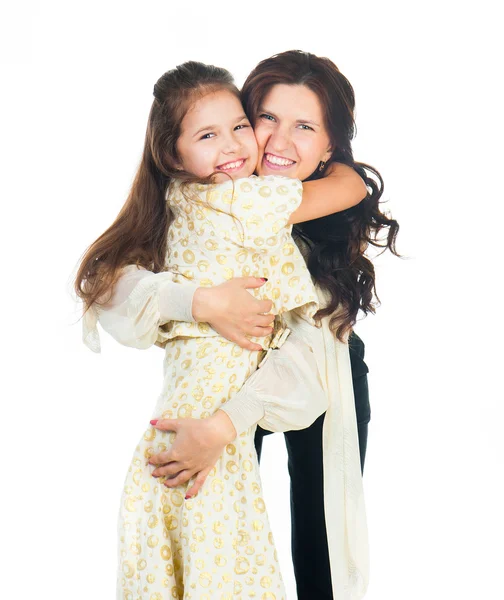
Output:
[
  {"xmin": 298, "ymin": 124, "xmax": 314, "ymax": 131},
  {"xmin": 259, "ymin": 113, "xmax": 275, "ymax": 122}
]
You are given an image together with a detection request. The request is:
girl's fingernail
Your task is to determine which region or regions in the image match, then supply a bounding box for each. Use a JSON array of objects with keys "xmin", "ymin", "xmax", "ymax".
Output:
[
  {"xmin": 261, "ymin": 278, "xmax": 268, "ymax": 282},
  {"xmin": 185, "ymin": 494, "xmax": 191, "ymax": 500},
  {"xmin": 150, "ymin": 419, "xmax": 158, "ymax": 426}
]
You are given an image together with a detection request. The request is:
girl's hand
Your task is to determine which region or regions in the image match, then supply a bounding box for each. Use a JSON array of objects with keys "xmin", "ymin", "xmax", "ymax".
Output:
[
  {"xmin": 148, "ymin": 411, "xmax": 237, "ymax": 498},
  {"xmin": 192, "ymin": 277, "xmax": 274, "ymax": 351}
]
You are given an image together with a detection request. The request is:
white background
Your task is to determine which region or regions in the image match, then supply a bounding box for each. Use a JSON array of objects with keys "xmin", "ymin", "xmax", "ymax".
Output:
[{"xmin": 1, "ymin": 1, "xmax": 503, "ymax": 598}]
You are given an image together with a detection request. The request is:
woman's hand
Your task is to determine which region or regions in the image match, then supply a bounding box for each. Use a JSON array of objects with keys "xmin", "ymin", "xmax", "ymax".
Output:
[
  {"xmin": 192, "ymin": 277, "xmax": 274, "ymax": 351},
  {"xmin": 148, "ymin": 411, "xmax": 237, "ymax": 498}
]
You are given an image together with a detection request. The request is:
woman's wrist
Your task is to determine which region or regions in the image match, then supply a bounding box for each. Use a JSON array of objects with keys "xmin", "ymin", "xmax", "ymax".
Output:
[
  {"xmin": 158, "ymin": 280, "xmax": 198, "ymax": 323},
  {"xmin": 207, "ymin": 410, "xmax": 238, "ymax": 444},
  {"xmin": 191, "ymin": 287, "xmax": 210, "ymax": 322}
]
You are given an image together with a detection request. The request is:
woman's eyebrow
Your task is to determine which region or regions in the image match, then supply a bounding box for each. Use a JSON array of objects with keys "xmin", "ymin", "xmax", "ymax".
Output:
[
  {"xmin": 258, "ymin": 107, "xmax": 320, "ymax": 127},
  {"xmin": 297, "ymin": 119, "xmax": 320, "ymax": 127},
  {"xmin": 258, "ymin": 106, "xmax": 277, "ymax": 118}
]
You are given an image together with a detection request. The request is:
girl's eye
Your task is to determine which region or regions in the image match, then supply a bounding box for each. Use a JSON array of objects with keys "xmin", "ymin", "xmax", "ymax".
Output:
[
  {"xmin": 259, "ymin": 113, "xmax": 275, "ymax": 122},
  {"xmin": 234, "ymin": 124, "xmax": 249, "ymax": 131},
  {"xmin": 200, "ymin": 132, "xmax": 215, "ymax": 140}
]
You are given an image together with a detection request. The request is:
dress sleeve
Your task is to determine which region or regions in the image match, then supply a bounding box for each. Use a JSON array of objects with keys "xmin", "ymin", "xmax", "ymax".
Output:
[
  {"xmin": 201, "ymin": 176, "xmax": 302, "ymax": 251},
  {"xmin": 219, "ymin": 330, "xmax": 328, "ymax": 435},
  {"xmin": 230, "ymin": 176, "xmax": 303, "ymax": 249},
  {"xmin": 82, "ymin": 265, "xmax": 198, "ymax": 353}
]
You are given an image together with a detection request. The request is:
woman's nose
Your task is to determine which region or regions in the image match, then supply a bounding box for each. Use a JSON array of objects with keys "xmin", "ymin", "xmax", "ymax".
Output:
[{"xmin": 266, "ymin": 127, "xmax": 290, "ymax": 154}]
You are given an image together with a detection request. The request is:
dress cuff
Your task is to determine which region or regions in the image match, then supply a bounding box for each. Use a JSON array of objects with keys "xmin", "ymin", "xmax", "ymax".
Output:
[
  {"xmin": 158, "ymin": 280, "xmax": 198, "ymax": 324},
  {"xmin": 219, "ymin": 396, "xmax": 265, "ymax": 436}
]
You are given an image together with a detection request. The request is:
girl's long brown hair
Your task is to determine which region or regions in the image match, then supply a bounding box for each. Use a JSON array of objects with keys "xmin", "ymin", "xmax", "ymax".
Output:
[
  {"xmin": 74, "ymin": 62, "xmax": 239, "ymax": 309},
  {"xmin": 242, "ymin": 50, "xmax": 400, "ymax": 340}
]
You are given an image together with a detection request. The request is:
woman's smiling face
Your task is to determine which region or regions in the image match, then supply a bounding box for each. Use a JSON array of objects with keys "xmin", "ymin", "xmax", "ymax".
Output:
[{"xmin": 254, "ymin": 84, "xmax": 333, "ymax": 181}]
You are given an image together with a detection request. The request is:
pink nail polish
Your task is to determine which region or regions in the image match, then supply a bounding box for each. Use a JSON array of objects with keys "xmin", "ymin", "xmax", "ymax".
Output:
[
  {"xmin": 185, "ymin": 494, "xmax": 190, "ymax": 500},
  {"xmin": 150, "ymin": 419, "xmax": 158, "ymax": 426}
]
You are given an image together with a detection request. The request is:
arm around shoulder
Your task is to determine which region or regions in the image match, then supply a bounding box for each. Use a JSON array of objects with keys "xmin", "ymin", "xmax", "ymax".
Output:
[{"xmin": 289, "ymin": 163, "xmax": 368, "ymax": 225}]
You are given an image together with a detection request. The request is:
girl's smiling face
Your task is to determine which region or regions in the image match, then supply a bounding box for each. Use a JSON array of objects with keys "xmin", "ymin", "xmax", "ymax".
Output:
[
  {"xmin": 254, "ymin": 84, "xmax": 333, "ymax": 181},
  {"xmin": 176, "ymin": 89, "xmax": 258, "ymax": 183}
]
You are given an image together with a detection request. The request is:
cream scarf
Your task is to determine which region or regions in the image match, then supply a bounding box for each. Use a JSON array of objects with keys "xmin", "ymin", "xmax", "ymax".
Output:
[{"xmin": 285, "ymin": 286, "xmax": 369, "ymax": 599}]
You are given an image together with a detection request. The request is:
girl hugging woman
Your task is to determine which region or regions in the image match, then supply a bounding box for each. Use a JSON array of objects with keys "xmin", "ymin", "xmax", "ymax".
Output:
[{"xmin": 76, "ymin": 61, "xmax": 368, "ymax": 599}]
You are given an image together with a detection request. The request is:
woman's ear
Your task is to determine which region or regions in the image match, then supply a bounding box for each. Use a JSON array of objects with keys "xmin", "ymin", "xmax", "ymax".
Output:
[{"xmin": 322, "ymin": 146, "xmax": 333, "ymax": 163}]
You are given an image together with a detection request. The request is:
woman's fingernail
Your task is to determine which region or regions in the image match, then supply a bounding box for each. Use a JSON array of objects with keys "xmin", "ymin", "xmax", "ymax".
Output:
[
  {"xmin": 150, "ymin": 419, "xmax": 158, "ymax": 426},
  {"xmin": 185, "ymin": 494, "xmax": 191, "ymax": 500},
  {"xmin": 261, "ymin": 278, "xmax": 268, "ymax": 282}
]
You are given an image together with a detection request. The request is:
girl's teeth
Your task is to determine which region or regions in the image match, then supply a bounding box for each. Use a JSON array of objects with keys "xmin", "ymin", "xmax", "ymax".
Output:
[
  {"xmin": 266, "ymin": 154, "xmax": 294, "ymax": 166},
  {"xmin": 221, "ymin": 160, "xmax": 244, "ymax": 170}
]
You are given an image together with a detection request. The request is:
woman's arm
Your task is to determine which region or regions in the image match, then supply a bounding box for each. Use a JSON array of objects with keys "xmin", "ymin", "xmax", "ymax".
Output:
[
  {"xmin": 288, "ymin": 162, "xmax": 367, "ymax": 225},
  {"xmin": 191, "ymin": 279, "xmax": 275, "ymax": 351},
  {"xmin": 219, "ymin": 330, "xmax": 327, "ymax": 434},
  {"xmin": 84, "ymin": 265, "xmax": 274, "ymax": 352},
  {"xmin": 83, "ymin": 266, "xmax": 197, "ymax": 352},
  {"xmin": 148, "ymin": 328, "xmax": 328, "ymax": 498}
]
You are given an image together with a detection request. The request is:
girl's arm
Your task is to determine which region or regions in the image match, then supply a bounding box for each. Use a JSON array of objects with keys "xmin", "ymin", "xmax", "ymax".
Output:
[{"xmin": 288, "ymin": 162, "xmax": 367, "ymax": 225}]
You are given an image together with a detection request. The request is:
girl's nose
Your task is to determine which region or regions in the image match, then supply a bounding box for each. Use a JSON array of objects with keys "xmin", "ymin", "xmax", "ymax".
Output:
[{"xmin": 222, "ymin": 133, "xmax": 241, "ymax": 154}]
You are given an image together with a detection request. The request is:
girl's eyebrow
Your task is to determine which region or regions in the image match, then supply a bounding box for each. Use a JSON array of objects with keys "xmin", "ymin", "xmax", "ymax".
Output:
[
  {"xmin": 193, "ymin": 124, "xmax": 217, "ymax": 138},
  {"xmin": 258, "ymin": 106, "xmax": 320, "ymax": 128},
  {"xmin": 193, "ymin": 115, "xmax": 248, "ymax": 138}
]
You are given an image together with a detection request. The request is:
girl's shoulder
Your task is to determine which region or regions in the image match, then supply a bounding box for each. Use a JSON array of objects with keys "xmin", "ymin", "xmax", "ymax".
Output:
[
  {"xmin": 169, "ymin": 175, "xmax": 301, "ymax": 194},
  {"xmin": 167, "ymin": 176, "xmax": 303, "ymax": 213},
  {"xmin": 214, "ymin": 176, "xmax": 302, "ymax": 204},
  {"xmin": 233, "ymin": 174, "xmax": 302, "ymax": 190}
]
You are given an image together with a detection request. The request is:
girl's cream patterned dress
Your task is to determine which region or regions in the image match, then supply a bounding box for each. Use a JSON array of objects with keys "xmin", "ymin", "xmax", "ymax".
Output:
[{"xmin": 117, "ymin": 176, "xmax": 318, "ymax": 600}]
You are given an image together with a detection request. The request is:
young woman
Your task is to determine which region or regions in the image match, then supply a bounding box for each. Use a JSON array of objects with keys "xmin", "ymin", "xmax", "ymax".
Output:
[
  {"xmin": 145, "ymin": 50, "xmax": 399, "ymax": 600},
  {"xmin": 76, "ymin": 60, "xmax": 369, "ymax": 599}
]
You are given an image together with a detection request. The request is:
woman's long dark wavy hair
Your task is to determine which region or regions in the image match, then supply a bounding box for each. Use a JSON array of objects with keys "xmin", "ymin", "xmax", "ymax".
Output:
[
  {"xmin": 75, "ymin": 62, "xmax": 240, "ymax": 309},
  {"xmin": 242, "ymin": 50, "xmax": 400, "ymax": 340}
]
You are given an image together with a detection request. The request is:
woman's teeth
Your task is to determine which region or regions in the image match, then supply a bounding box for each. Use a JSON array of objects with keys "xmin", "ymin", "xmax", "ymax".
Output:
[
  {"xmin": 219, "ymin": 159, "xmax": 245, "ymax": 171},
  {"xmin": 265, "ymin": 154, "xmax": 295, "ymax": 166}
]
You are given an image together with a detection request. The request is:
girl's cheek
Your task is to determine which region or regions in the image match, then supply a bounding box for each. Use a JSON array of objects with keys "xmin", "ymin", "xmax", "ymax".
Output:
[
  {"xmin": 246, "ymin": 128, "xmax": 259, "ymax": 147},
  {"xmin": 252, "ymin": 124, "xmax": 268, "ymax": 150}
]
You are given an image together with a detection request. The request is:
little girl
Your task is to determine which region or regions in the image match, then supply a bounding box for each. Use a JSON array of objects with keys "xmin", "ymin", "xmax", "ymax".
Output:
[{"xmin": 76, "ymin": 61, "xmax": 363, "ymax": 600}]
